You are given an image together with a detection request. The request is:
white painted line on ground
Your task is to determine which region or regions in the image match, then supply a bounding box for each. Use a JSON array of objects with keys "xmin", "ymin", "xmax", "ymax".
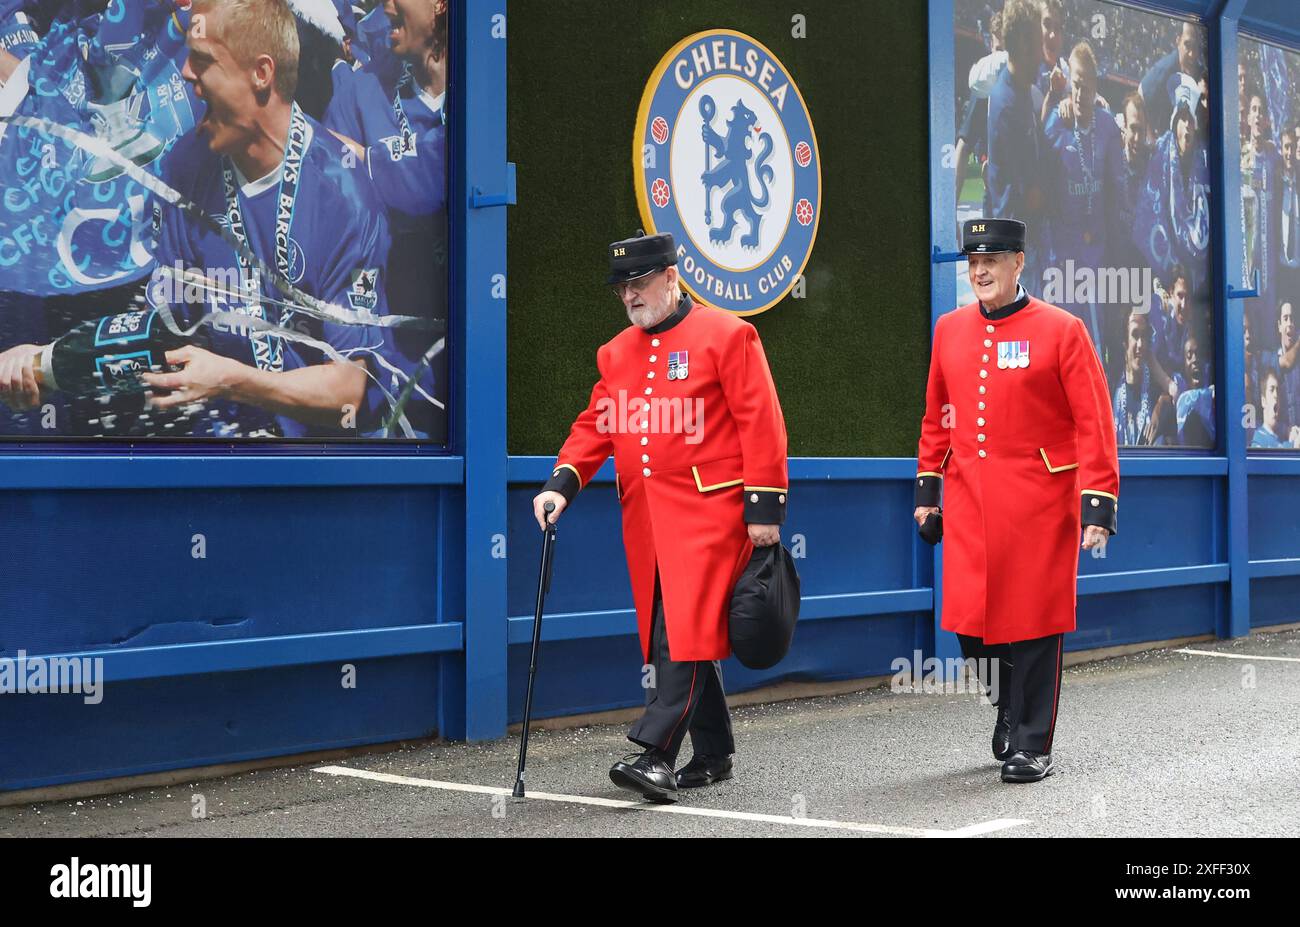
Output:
[
  {"xmin": 943, "ymin": 818, "xmax": 1031, "ymax": 838},
  {"xmin": 313, "ymin": 765, "xmax": 1028, "ymax": 838},
  {"xmin": 1175, "ymin": 648, "xmax": 1300, "ymax": 663}
]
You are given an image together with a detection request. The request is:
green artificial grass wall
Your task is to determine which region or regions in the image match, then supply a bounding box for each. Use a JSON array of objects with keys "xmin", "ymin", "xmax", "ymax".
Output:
[{"xmin": 506, "ymin": 0, "xmax": 931, "ymax": 458}]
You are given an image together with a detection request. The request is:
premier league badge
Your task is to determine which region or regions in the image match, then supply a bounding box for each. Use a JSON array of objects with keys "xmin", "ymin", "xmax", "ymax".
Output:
[
  {"xmin": 634, "ymin": 30, "xmax": 821, "ymax": 317},
  {"xmin": 667, "ymin": 350, "xmax": 690, "ymax": 381},
  {"xmin": 997, "ymin": 341, "xmax": 1030, "ymax": 369}
]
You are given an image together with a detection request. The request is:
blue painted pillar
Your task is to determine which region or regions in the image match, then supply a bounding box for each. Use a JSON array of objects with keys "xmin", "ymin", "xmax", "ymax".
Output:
[
  {"xmin": 1208, "ymin": 0, "xmax": 1251, "ymax": 639},
  {"xmin": 926, "ymin": 0, "xmax": 962, "ymax": 672},
  {"xmin": 456, "ymin": 0, "xmax": 510, "ymax": 740}
]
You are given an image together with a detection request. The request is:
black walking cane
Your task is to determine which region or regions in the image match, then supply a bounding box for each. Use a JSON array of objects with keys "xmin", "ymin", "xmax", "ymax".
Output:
[{"xmin": 513, "ymin": 501, "xmax": 558, "ymax": 798}]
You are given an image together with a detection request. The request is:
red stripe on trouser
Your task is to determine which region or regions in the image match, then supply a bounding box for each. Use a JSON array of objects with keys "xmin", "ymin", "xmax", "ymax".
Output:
[
  {"xmin": 661, "ymin": 664, "xmax": 699, "ymax": 752},
  {"xmin": 1043, "ymin": 635, "xmax": 1063, "ymax": 753}
]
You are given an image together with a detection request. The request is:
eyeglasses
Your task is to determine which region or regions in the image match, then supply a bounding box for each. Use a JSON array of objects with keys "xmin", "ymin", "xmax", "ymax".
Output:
[{"xmin": 611, "ymin": 268, "xmax": 665, "ymax": 299}]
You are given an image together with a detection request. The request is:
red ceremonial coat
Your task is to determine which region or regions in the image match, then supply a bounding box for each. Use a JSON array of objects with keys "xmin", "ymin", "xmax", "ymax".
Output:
[
  {"xmin": 546, "ymin": 298, "xmax": 788, "ymax": 662},
  {"xmin": 915, "ymin": 296, "xmax": 1120, "ymax": 644}
]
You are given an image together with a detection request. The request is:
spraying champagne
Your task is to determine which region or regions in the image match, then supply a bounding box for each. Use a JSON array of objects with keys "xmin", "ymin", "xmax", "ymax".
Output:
[{"xmin": 35, "ymin": 307, "xmax": 204, "ymax": 398}]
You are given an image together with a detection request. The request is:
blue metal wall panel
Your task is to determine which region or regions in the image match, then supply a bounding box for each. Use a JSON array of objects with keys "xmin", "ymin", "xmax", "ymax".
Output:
[
  {"xmin": 0, "ymin": 455, "xmax": 464, "ymax": 490},
  {"xmin": 456, "ymin": 0, "xmax": 510, "ymax": 743},
  {"xmin": 1079, "ymin": 476, "xmax": 1221, "ymax": 575},
  {"xmin": 1247, "ymin": 474, "xmax": 1300, "ymax": 561},
  {"xmin": 1074, "ymin": 585, "xmax": 1221, "ymax": 650},
  {"xmin": 1211, "ymin": 0, "xmax": 1254, "ymax": 638},
  {"xmin": 0, "ymin": 656, "xmax": 439, "ymax": 791},
  {"xmin": 1249, "ymin": 576, "xmax": 1300, "ymax": 628},
  {"xmin": 927, "ymin": 0, "xmax": 961, "ymax": 678},
  {"xmin": 0, "ymin": 487, "xmax": 444, "ymax": 657}
]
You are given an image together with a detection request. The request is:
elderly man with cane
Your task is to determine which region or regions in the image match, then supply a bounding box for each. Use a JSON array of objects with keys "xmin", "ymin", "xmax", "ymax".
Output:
[{"xmin": 532, "ymin": 231, "xmax": 788, "ymax": 803}]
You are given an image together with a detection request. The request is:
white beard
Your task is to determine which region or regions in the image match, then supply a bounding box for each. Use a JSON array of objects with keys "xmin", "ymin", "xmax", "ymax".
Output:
[{"xmin": 627, "ymin": 301, "xmax": 673, "ymax": 329}]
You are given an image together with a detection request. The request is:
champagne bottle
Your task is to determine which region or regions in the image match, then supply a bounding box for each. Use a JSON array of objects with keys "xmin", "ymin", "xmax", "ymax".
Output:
[{"xmin": 37, "ymin": 308, "xmax": 202, "ymax": 398}]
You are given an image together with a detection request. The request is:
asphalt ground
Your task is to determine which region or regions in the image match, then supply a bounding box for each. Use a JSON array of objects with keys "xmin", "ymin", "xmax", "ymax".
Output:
[{"xmin": 3, "ymin": 629, "xmax": 1299, "ymax": 839}]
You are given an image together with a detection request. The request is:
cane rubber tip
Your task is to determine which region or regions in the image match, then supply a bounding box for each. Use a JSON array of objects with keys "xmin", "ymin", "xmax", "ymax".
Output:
[{"xmin": 511, "ymin": 782, "xmax": 525, "ymax": 799}]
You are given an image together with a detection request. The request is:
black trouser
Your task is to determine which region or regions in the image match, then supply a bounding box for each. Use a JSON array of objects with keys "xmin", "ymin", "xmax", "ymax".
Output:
[
  {"xmin": 627, "ymin": 579, "xmax": 734, "ymax": 765},
  {"xmin": 958, "ymin": 632, "xmax": 1065, "ymax": 755}
]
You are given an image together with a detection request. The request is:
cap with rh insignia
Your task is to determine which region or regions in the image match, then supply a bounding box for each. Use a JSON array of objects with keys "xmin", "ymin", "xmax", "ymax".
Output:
[
  {"xmin": 608, "ymin": 230, "xmax": 678, "ymax": 285},
  {"xmin": 962, "ymin": 218, "xmax": 1027, "ymax": 255}
]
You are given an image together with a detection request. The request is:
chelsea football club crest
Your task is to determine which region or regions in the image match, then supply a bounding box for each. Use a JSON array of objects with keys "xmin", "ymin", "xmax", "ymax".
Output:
[{"xmin": 633, "ymin": 30, "xmax": 821, "ymax": 316}]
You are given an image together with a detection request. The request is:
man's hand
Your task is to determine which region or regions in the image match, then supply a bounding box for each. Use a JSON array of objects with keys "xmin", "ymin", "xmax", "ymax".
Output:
[
  {"xmin": 748, "ymin": 523, "xmax": 780, "ymax": 547},
  {"xmin": 914, "ymin": 505, "xmax": 940, "ymax": 528},
  {"xmin": 533, "ymin": 491, "xmax": 567, "ymax": 531},
  {"xmin": 0, "ymin": 343, "xmax": 43, "ymax": 412},
  {"xmin": 1145, "ymin": 393, "xmax": 1174, "ymax": 444},
  {"xmin": 141, "ymin": 345, "xmax": 246, "ymax": 411},
  {"xmin": 1082, "ymin": 525, "xmax": 1108, "ymax": 550},
  {"xmin": 1049, "ymin": 65, "xmax": 1067, "ymax": 94}
]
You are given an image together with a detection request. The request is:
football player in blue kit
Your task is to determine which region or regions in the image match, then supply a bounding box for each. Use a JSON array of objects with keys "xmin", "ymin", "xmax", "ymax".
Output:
[
  {"xmin": 324, "ymin": 0, "xmax": 447, "ymax": 440},
  {"xmin": 0, "ymin": 0, "xmax": 410, "ymax": 438},
  {"xmin": 147, "ymin": 0, "xmax": 401, "ymax": 437}
]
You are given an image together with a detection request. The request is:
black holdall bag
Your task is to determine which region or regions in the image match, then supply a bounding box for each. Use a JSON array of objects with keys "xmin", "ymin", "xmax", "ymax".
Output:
[{"xmin": 728, "ymin": 543, "xmax": 801, "ymax": 670}]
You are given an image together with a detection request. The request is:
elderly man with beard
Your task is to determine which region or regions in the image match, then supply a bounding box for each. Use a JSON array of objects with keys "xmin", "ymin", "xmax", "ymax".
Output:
[{"xmin": 532, "ymin": 232, "xmax": 788, "ymax": 803}]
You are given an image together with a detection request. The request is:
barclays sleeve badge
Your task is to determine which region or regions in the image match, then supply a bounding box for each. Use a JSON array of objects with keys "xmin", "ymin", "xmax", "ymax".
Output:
[{"xmin": 634, "ymin": 30, "xmax": 820, "ymax": 317}]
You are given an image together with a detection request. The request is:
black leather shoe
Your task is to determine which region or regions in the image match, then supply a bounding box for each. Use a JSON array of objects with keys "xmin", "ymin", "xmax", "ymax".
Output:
[
  {"xmin": 992, "ymin": 706, "xmax": 1013, "ymax": 761},
  {"xmin": 610, "ymin": 750, "xmax": 679, "ymax": 802},
  {"xmin": 1001, "ymin": 750, "xmax": 1054, "ymax": 783},
  {"xmin": 675, "ymin": 754, "xmax": 734, "ymax": 789}
]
